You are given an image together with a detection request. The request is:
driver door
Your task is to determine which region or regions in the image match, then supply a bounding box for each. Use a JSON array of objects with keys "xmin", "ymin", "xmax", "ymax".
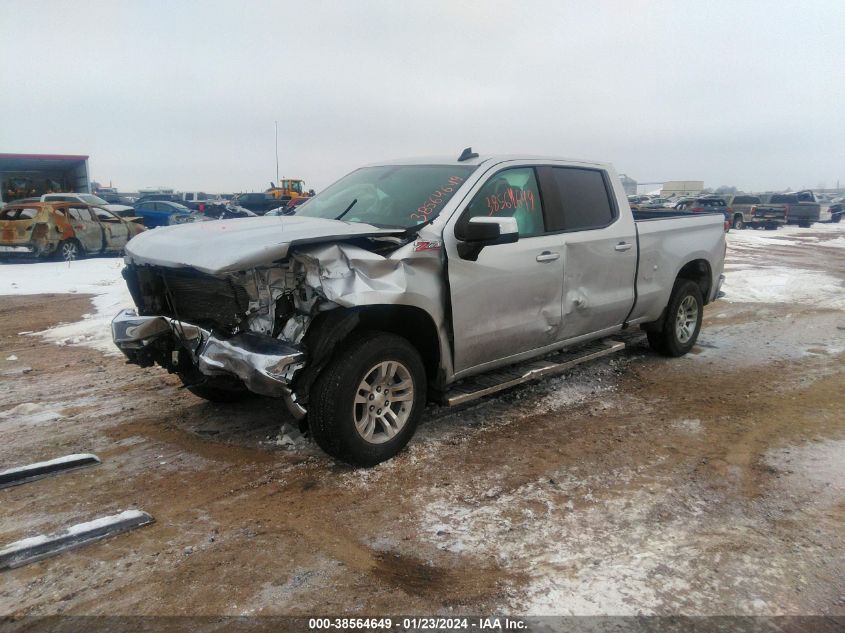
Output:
[{"xmin": 445, "ymin": 166, "xmax": 564, "ymax": 374}]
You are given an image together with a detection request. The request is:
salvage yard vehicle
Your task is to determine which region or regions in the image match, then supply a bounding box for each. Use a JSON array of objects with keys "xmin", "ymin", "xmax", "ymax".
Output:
[
  {"xmin": 0, "ymin": 202, "xmax": 145, "ymax": 260},
  {"xmin": 231, "ymin": 192, "xmax": 287, "ymax": 215},
  {"xmin": 131, "ymin": 201, "xmax": 198, "ymax": 227},
  {"xmin": 723, "ymin": 194, "xmax": 785, "ymax": 230},
  {"xmin": 113, "ymin": 151, "xmax": 726, "ymax": 466},
  {"xmin": 41, "ymin": 192, "xmax": 135, "ymax": 218},
  {"xmin": 675, "ymin": 195, "xmax": 730, "ymax": 219},
  {"xmin": 757, "ymin": 192, "xmax": 821, "ymax": 228}
]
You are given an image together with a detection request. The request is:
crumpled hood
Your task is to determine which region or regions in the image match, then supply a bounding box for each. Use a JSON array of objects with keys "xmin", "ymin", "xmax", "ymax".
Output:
[{"xmin": 124, "ymin": 215, "xmax": 404, "ymax": 274}]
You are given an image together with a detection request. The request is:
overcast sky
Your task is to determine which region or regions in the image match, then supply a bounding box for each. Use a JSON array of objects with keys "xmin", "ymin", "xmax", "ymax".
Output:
[{"xmin": 1, "ymin": 1, "xmax": 843, "ymax": 193}]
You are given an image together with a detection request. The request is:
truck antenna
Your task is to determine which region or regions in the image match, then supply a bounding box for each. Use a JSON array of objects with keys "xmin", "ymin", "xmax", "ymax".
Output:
[
  {"xmin": 275, "ymin": 121, "xmax": 280, "ymax": 184},
  {"xmin": 458, "ymin": 147, "xmax": 478, "ymax": 162}
]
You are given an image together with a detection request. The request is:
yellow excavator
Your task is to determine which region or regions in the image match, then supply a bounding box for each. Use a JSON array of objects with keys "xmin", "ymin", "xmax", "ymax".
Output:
[{"xmin": 265, "ymin": 179, "xmax": 311, "ymax": 201}]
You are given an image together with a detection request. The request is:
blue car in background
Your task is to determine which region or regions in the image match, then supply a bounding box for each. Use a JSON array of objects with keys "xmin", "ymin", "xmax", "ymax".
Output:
[{"xmin": 131, "ymin": 201, "xmax": 197, "ymax": 228}]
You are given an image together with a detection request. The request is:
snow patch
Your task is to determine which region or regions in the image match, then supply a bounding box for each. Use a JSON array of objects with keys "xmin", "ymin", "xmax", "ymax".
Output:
[
  {"xmin": 0, "ymin": 402, "xmax": 64, "ymax": 424},
  {"xmin": 817, "ymin": 236, "xmax": 845, "ymax": 249},
  {"xmin": 721, "ymin": 266, "xmax": 845, "ymax": 310},
  {"xmin": 0, "ymin": 258, "xmax": 132, "ymax": 354}
]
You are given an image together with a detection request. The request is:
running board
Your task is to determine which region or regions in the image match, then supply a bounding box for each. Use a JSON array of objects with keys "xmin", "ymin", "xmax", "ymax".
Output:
[
  {"xmin": 444, "ymin": 339, "xmax": 625, "ymax": 406},
  {"xmin": 0, "ymin": 453, "xmax": 101, "ymax": 490},
  {"xmin": 0, "ymin": 510, "xmax": 154, "ymax": 570}
]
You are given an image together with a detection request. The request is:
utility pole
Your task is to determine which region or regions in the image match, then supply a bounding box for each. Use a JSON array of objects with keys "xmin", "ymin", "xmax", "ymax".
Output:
[{"xmin": 274, "ymin": 121, "xmax": 280, "ymax": 185}]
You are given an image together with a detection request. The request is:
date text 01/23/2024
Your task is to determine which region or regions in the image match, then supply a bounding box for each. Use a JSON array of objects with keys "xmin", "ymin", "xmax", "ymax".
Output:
[{"xmin": 308, "ymin": 617, "xmax": 528, "ymax": 630}]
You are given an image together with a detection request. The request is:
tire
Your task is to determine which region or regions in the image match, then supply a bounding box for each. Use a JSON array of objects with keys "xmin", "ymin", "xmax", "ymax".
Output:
[
  {"xmin": 765, "ymin": 224, "xmax": 777, "ymax": 230},
  {"xmin": 833, "ymin": 214, "xmax": 842, "ymax": 224},
  {"xmin": 308, "ymin": 331, "xmax": 427, "ymax": 467},
  {"xmin": 732, "ymin": 215, "xmax": 745, "ymax": 230},
  {"xmin": 799, "ymin": 222, "xmax": 811, "ymax": 228},
  {"xmin": 58, "ymin": 239, "xmax": 84, "ymax": 261},
  {"xmin": 647, "ymin": 279, "xmax": 704, "ymax": 357}
]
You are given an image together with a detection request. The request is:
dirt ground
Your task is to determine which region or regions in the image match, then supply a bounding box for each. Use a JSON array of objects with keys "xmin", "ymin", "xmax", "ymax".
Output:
[{"xmin": 0, "ymin": 226, "xmax": 844, "ymax": 617}]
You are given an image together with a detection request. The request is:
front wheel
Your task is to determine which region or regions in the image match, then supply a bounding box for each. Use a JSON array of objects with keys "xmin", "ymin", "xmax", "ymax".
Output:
[
  {"xmin": 647, "ymin": 279, "xmax": 704, "ymax": 357},
  {"xmin": 308, "ymin": 331, "xmax": 426, "ymax": 467}
]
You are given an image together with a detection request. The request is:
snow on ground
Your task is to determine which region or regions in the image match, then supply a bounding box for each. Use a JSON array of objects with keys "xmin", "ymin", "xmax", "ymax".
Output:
[
  {"xmin": 721, "ymin": 266, "xmax": 845, "ymax": 310},
  {"xmin": 0, "ymin": 402, "xmax": 64, "ymax": 424},
  {"xmin": 723, "ymin": 223, "xmax": 845, "ymax": 309},
  {"xmin": 0, "ymin": 258, "xmax": 131, "ymax": 354}
]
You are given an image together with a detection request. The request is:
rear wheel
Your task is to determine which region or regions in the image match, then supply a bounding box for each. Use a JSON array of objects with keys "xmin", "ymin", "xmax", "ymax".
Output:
[
  {"xmin": 58, "ymin": 239, "xmax": 84, "ymax": 261},
  {"xmin": 799, "ymin": 222, "xmax": 811, "ymax": 228},
  {"xmin": 647, "ymin": 279, "xmax": 703, "ymax": 357},
  {"xmin": 309, "ymin": 331, "xmax": 426, "ymax": 467},
  {"xmin": 732, "ymin": 215, "xmax": 745, "ymax": 230}
]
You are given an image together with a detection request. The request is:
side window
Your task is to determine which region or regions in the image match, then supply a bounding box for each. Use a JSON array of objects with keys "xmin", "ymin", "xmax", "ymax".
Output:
[
  {"xmin": 93, "ymin": 207, "xmax": 117, "ymax": 221},
  {"xmin": 68, "ymin": 207, "xmax": 91, "ymax": 222},
  {"xmin": 463, "ymin": 167, "xmax": 544, "ymax": 237},
  {"xmin": 547, "ymin": 168, "xmax": 615, "ymax": 232}
]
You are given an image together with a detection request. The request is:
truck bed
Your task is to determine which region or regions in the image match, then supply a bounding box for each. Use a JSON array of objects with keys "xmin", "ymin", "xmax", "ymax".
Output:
[{"xmin": 628, "ymin": 211, "xmax": 726, "ymax": 325}]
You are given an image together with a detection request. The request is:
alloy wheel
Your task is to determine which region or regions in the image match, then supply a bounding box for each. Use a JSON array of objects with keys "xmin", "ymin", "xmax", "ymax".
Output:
[
  {"xmin": 675, "ymin": 295, "xmax": 698, "ymax": 344},
  {"xmin": 353, "ymin": 361, "xmax": 414, "ymax": 444}
]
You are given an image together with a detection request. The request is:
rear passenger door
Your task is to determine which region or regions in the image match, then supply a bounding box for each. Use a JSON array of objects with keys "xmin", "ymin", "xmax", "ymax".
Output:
[
  {"xmin": 91, "ymin": 207, "xmax": 129, "ymax": 251},
  {"xmin": 536, "ymin": 166, "xmax": 637, "ymax": 341},
  {"xmin": 66, "ymin": 207, "xmax": 103, "ymax": 253}
]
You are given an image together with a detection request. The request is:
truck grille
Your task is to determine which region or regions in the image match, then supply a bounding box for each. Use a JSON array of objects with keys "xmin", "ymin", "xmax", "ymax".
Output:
[{"xmin": 125, "ymin": 265, "xmax": 250, "ymax": 334}]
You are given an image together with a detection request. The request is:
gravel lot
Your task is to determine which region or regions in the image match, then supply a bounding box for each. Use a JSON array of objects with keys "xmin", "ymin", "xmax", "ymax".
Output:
[{"xmin": 1, "ymin": 224, "xmax": 843, "ymax": 617}]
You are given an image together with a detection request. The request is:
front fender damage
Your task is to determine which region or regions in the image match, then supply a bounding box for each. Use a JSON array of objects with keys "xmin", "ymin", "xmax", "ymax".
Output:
[{"xmin": 114, "ymin": 236, "xmax": 446, "ymax": 417}]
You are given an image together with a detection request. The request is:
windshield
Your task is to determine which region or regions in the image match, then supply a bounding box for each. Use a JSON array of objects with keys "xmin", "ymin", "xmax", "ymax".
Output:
[
  {"xmin": 296, "ymin": 165, "xmax": 476, "ymax": 228},
  {"xmin": 79, "ymin": 194, "xmax": 109, "ymax": 205}
]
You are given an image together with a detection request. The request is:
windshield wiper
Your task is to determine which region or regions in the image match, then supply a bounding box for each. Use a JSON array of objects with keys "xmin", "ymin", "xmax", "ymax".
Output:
[{"xmin": 334, "ymin": 198, "xmax": 357, "ymax": 221}]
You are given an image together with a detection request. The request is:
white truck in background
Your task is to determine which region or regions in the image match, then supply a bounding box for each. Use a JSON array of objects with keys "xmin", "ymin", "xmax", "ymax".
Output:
[{"xmin": 0, "ymin": 153, "xmax": 90, "ymax": 207}]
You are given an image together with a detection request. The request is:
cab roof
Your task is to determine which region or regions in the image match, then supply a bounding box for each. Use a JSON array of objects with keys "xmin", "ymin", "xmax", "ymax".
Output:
[{"xmin": 366, "ymin": 153, "xmax": 612, "ymax": 171}]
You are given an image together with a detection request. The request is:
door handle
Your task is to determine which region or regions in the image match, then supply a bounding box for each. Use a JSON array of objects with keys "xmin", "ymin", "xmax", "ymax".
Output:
[
  {"xmin": 614, "ymin": 242, "xmax": 633, "ymax": 252},
  {"xmin": 536, "ymin": 251, "xmax": 560, "ymax": 263}
]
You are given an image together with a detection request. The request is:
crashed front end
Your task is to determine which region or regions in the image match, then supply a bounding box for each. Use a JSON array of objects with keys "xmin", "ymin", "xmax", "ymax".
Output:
[
  {"xmin": 112, "ymin": 259, "xmax": 322, "ymax": 417},
  {"xmin": 109, "ymin": 212, "xmax": 443, "ymax": 420}
]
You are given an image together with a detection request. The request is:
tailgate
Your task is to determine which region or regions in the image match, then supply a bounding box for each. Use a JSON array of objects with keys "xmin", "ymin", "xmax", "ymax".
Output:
[{"xmin": 753, "ymin": 205, "xmax": 786, "ymax": 220}]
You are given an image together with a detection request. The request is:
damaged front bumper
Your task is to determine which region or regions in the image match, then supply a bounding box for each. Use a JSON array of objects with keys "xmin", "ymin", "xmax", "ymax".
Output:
[{"xmin": 111, "ymin": 309, "xmax": 307, "ymax": 418}]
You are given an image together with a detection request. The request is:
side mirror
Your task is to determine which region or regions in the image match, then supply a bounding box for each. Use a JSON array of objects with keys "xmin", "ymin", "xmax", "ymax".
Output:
[
  {"xmin": 456, "ymin": 216, "xmax": 519, "ymax": 260},
  {"xmin": 457, "ymin": 216, "xmax": 519, "ymax": 243}
]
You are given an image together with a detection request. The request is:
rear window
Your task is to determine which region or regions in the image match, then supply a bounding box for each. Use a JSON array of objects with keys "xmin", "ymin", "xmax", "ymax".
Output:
[
  {"xmin": 544, "ymin": 167, "xmax": 616, "ymax": 231},
  {"xmin": 0, "ymin": 207, "xmax": 38, "ymax": 220},
  {"xmin": 770, "ymin": 194, "xmax": 798, "ymax": 204},
  {"xmin": 733, "ymin": 196, "xmax": 760, "ymax": 205}
]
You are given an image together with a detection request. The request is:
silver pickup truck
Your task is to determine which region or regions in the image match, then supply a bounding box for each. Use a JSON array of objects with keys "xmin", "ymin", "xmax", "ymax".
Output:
[{"xmin": 112, "ymin": 151, "xmax": 726, "ymax": 465}]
